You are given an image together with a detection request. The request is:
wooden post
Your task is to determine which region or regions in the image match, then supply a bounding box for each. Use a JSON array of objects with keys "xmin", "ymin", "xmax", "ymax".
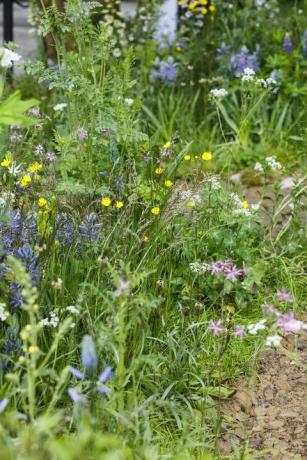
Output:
[{"xmin": 3, "ymin": 0, "xmax": 14, "ymax": 43}]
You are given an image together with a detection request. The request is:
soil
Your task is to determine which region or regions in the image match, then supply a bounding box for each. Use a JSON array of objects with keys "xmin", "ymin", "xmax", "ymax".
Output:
[{"xmin": 218, "ymin": 326, "xmax": 307, "ymax": 459}]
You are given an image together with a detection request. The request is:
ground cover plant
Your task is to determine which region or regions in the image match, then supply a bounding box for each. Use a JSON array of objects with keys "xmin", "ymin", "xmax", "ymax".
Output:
[{"xmin": 0, "ymin": 1, "xmax": 306, "ymax": 459}]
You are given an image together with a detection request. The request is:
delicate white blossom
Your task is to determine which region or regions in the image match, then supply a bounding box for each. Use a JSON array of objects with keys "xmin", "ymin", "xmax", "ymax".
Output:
[
  {"xmin": 210, "ymin": 88, "xmax": 228, "ymax": 98},
  {"xmin": 53, "ymin": 103, "xmax": 67, "ymax": 111},
  {"xmin": 0, "ymin": 47, "xmax": 21, "ymax": 68},
  {"xmin": 265, "ymin": 334, "xmax": 282, "ymax": 347},
  {"xmin": 247, "ymin": 319, "xmax": 266, "ymax": 335},
  {"xmin": 0, "ymin": 303, "xmax": 9, "ymax": 321}
]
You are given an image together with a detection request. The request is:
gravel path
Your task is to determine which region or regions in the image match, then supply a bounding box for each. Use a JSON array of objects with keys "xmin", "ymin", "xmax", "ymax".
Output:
[{"xmin": 219, "ymin": 326, "xmax": 307, "ymax": 459}]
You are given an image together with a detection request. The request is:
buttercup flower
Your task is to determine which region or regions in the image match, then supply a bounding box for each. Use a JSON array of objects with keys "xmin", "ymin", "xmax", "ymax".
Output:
[
  {"xmin": 164, "ymin": 180, "xmax": 173, "ymax": 188},
  {"xmin": 101, "ymin": 197, "xmax": 112, "ymax": 207},
  {"xmin": 184, "ymin": 154, "xmax": 191, "ymax": 160},
  {"xmin": 151, "ymin": 207, "xmax": 160, "ymax": 215},
  {"xmin": 28, "ymin": 163, "xmax": 43, "ymax": 174},
  {"xmin": 115, "ymin": 200, "xmax": 124, "ymax": 209},
  {"xmin": 155, "ymin": 167, "xmax": 164, "ymax": 175},
  {"xmin": 202, "ymin": 151, "xmax": 212, "ymax": 161}
]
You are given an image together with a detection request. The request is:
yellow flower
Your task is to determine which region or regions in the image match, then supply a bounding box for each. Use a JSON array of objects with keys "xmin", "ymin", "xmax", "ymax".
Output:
[
  {"xmin": 28, "ymin": 346, "xmax": 39, "ymax": 354},
  {"xmin": 18, "ymin": 356, "xmax": 25, "ymax": 364},
  {"xmin": 115, "ymin": 200, "xmax": 124, "ymax": 209},
  {"xmin": 242, "ymin": 200, "xmax": 249, "ymax": 209},
  {"xmin": 189, "ymin": 1, "xmax": 198, "ymax": 11},
  {"xmin": 209, "ymin": 4, "xmax": 216, "ymax": 12},
  {"xmin": 184, "ymin": 154, "xmax": 191, "ymax": 161},
  {"xmin": 101, "ymin": 197, "xmax": 111, "ymax": 207},
  {"xmin": 176, "ymin": 47, "xmax": 182, "ymax": 52},
  {"xmin": 202, "ymin": 151, "xmax": 212, "ymax": 161},
  {"xmin": 1, "ymin": 158, "xmax": 12, "ymax": 167},
  {"xmin": 27, "ymin": 162, "xmax": 43, "ymax": 174},
  {"xmin": 187, "ymin": 201, "xmax": 195, "ymax": 207},
  {"xmin": 155, "ymin": 167, "xmax": 164, "ymax": 175},
  {"xmin": 38, "ymin": 198, "xmax": 47, "ymax": 208},
  {"xmin": 20, "ymin": 175, "xmax": 31, "ymax": 187},
  {"xmin": 201, "ymin": 0, "xmax": 208, "ymax": 4},
  {"xmin": 201, "ymin": 8, "xmax": 208, "ymax": 14},
  {"xmin": 163, "ymin": 141, "xmax": 172, "ymax": 149},
  {"xmin": 164, "ymin": 180, "xmax": 173, "ymax": 188},
  {"xmin": 151, "ymin": 207, "xmax": 160, "ymax": 215},
  {"xmin": 25, "ymin": 324, "xmax": 32, "ymax": 332},
  {"xmin": 143, "ymin": 235, "xmax": 149, "ymax": 242}
]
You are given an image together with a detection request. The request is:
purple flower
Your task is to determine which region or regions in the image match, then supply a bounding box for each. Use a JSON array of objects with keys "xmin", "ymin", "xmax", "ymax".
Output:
[
  {"xmin": 68, "ymin": 388, "xmax": 86, "ymax": 404},
  {"xmin": 114, "ymin": 278, "xmax": 129, "ymax": 297},
  {"xmin": 209, "ymin": 259, "xmax": 244, "ymax": 282},
  {"xmin": 79, "ymin": 213, "xmax": 102, "ymax": 242},
  {"xmin": 229, "ymin": 46, "xmax": 260, "ymax": 77},
  {"xmin": 81, "ymin": 335, "xmax": 97, "ymax": 371},
  {"xmin": 224, "ymin": 266, "xmax": 244, "ymax": 282},
  {"xmin": 274, "ymin": 312, "xmax": 303, "ymax": 335},
  {"xmin": 56, "ymin": 213, "xmax": 76, "ymax": 245},
  {"xmin": 302, "ymin": 30, "xmax": 307, "ymax": 59},
  {"xmin": 0, "ymin": 398, "xmax": 9, "ymax": 413},
  {"xmin": 34, "ymin": 144, "xmax": 44, "ymax": 156},
  {"xmin": 234, "ymin": 325, "xmax": 246, "ymax": 338},
  {"xmin": 282, "ymin": 34, "xmax": 293, "ymax": 53},
  {"xmin": 151, "ymin": 57, "xmax": 177, "ymax": 86},
  {"xmin": 98, "ymin": 366, "xmax": 114, "ymax": 384},
  {"xmin": 77, "ymin": 127, "xmax": 88, "ymax": 141},
  {"xmin": 69, "ymin": 366, "xmax": 84, "ymax": 380},
  {"xmin": 207, "ymin": 319, "xmax": 225, "ymax": 336},
  {"xmin": 15, "ymin": 244, "xmax": 40, "ymax": 284},
  {"xmin": 262, "ymin": 301, "xmax": 281, "ymax": 318},
  {"xmin": 276, "ymin": 289, "xmax": 293, "ymax": 303}
]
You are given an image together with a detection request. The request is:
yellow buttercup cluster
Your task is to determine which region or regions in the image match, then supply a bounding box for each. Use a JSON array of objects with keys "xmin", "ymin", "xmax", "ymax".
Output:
[
  {"xmin": 28, "ymin": 163, "xmax": 43, "ymax": 174},
  {"xmin": 101, "ymin": 197, "xmax": 124, "ymax": 209}
]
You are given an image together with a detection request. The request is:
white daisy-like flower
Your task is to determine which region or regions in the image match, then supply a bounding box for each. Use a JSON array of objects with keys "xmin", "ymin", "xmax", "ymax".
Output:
[{"xmin": 0, "ymin": 47, "xmax": 21, "ymax": 68}]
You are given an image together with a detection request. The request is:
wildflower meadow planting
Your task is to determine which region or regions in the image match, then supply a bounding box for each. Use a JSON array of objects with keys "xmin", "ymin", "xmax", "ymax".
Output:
[{"xmin": 0, "ymin": 1, "xmax": 306, "ymax": 459}]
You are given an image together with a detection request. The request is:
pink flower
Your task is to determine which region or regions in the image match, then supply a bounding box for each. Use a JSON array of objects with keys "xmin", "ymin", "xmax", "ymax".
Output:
[
  {"xmin": 234, "ymin": 325, "xmax": 246, "ymax": 338},
  {"xmin": 274, "ymin": 311, "xmax": 303, "ymax": 335},
  {"xmin": 276, "ymin": 289, "xmax": 293, "ymax": 303},
  {"xmin": 77, "ymin": 127, "xmax": 88, "ymax": 141},
  {"xmin": 207, "ymin": 319, "xmax": 225, "ymax": 336}
]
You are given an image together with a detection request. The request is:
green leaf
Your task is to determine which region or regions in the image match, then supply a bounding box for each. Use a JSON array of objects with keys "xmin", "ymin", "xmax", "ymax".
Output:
[{"xmin": 0, "ymin": 90, "xmax": 39, "ymax": 126}]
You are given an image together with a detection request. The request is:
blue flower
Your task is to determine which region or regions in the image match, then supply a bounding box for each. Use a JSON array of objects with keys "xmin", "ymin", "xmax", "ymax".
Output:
[
  {"xmin": 229, "ymin": 46, "xmax": 260, "ymax": 77},
  {"xmin": 151, "ymin": 57, "xmax": 177, "ymax": 86},
  {"xmin": 81, "ymin": 335, "xmax": 97, "ymax": 371},
  {"xmin": 282, "ymin": 34, "xmax": 293, "ymax": 53}
]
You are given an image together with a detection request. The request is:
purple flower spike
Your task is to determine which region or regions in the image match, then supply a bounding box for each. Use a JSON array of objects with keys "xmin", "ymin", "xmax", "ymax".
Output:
[
  {"xmin": 69, "ymin": 366, "xmax": 84, "ymax": 380},
  {"xmin": 0, "ymin": 398, "xmax": 9, "ymax": 413},
  {"xmin": 282, "ymin": 34, "xmax": 293, "ymax": 53},
  {"xmin": 207, "ymin": 319, "xmax": 225, "ymax": 336},
  {"xmin": 98, "ymin": 366, "xmax": 114, "ymax": 384}
]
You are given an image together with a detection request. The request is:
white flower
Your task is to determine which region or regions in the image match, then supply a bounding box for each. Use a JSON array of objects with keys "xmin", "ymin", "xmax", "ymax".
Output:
[
  {"xmin": 241, "ymin": 68, "xmax": 256, "ymax": 82},
  {"xmin": 189, "ymin": 262, "xmax": 210, "ymax": 274},
  {"xmin": 40, "ymin": 312, "xmax": 59, "ymax": 328},
  {"xmin": 53, "ymin": 103, "xmax": 67, "ymax": 111},
  {"xmin": 265, "ymin": 334, "xmax": 282, "ymax": 347},
  {"xmin": 247, "ymin": 319, "xmax": 267, "ymax": 335},
  {"xmin": 0, "ymin": 47, "xmax": 21, "ymax": 68},
  {"xmin": 254, "ymin": 162, "xmax": 264, "ymax": 173},
  {"xmin": 266, "ymin": 156, "xmax": 282, "ymax": 171},
  {"xmin": 210, "ymin": 88, "xmax": 228, "ymax": 98},
  {"xmin": 124, "ymin": 98, "xmax": 134, "ymax": 106},
  {"xmin": 0, "ymin": 303, "xmax": 9, "ymax": 321},
  {"xmin": 66, "ymin": 305, "xmax": 80, "ymax": 315}
]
